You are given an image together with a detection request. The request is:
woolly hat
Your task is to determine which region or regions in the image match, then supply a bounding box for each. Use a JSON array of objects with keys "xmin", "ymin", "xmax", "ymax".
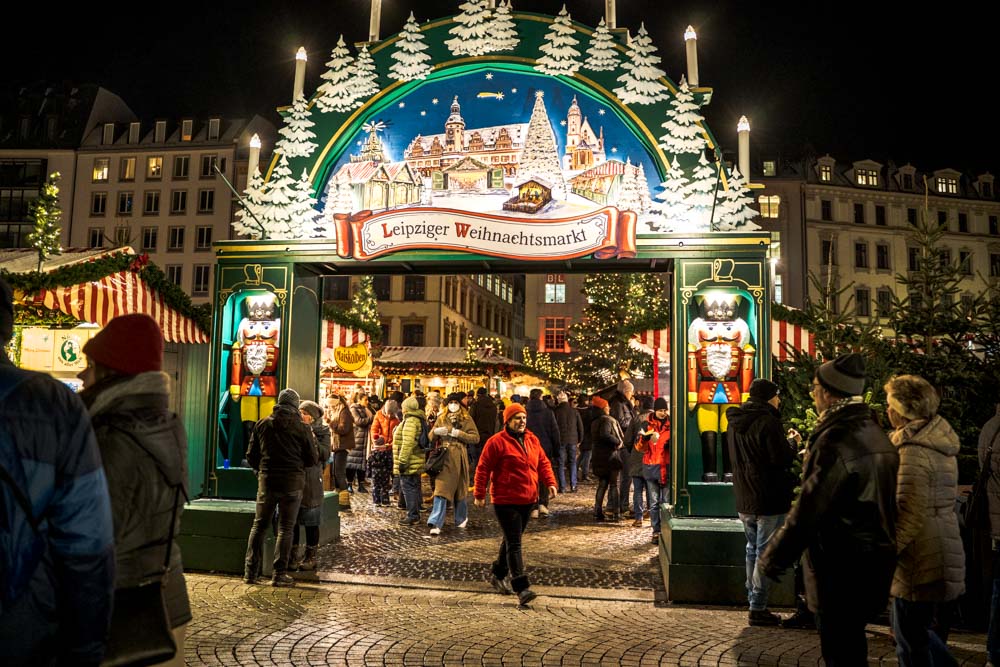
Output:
[
  {"xmin": 617, "ymin": 379, "xmax": 634, "ymax": 395},
  {"xmin": 446, "ymin": 391, "xmax": 465, "ymax": 404},
  {"xmin": 816, "ymin": 353, "xmax": 866, "ymax": 396},
  {"xmin": 748, "ymin": 378, "xmax": 780, "ymax": 402},
  {"xmin": 476, "ymin": 387, "xmax": 488, "ymax": 396},
  {"xmin": 82, "ymin": 313, "xmax": 163, "ymax": 375},
  {"xmin": 503, "ymin": 402, "xmax": 526, "ymax": 424},
  {"xmin": 0, "ymin": 277, "xmax": 13, "ymax": 343},
  {"xmin": 591, "ymin": 396, "xmax": 609, "ymax": 410},
  {"xmin": 299, "ymin": 400, "xmax": 323, "ymax": 421},
  {"xmin": 401, "ymin": 395, "xmax": 421, "ymax": 413},
  {"xmin": 653, "ymin": 397, "xmax": 669, "ymax": 411},
  {"xmin": 277, "ymin": 388, "xmax": 300, "ymax": 408},
  {"xmin": 639, "ymin": 395, "xmax": 654, "ymax": 411}
]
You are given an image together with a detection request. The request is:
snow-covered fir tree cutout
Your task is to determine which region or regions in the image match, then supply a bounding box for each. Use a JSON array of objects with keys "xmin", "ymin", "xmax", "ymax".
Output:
[
  {"xmin": 659, "ymin": 76, "xmax": 705, "ymax": 157},
  {"xmin": 275, "ymin": 96, "xmax": 318, "ymax": 158},
  {"xmin": 636, "ymin": 163, "xmax": 652, "ymax": 215},
  {"xmin": 352, "ymin": 45, "xmax": 380, "ymax": 102},
  {"xmin": 446, "ymin": 1, "xmax": 494, "ymax": 57},
  {"xmin": 614, "ymin": 23, "xmax": 670, "ymax": 105},
  {"xmin": 684, "ymin": 151, "xmax": 716, "ymax": 229},
  {"xmin": 648, "ymin": 156, "xmax": 691, "ymax": 232},
  {"xmin": 584, "ymin": 18, "xmax": 618, "ymax": 71},
  {"xmin": 615, "ymin": 158, "xmax": 644, "ymax": 213},
  {"xmin": 518, "ymin": 91, "xmax": 566, "ymax": 200},
  {"xmin": 389, "ymin": 12, "xmax": 432, "ymax": 81},
  {"xmin": 292, "ymin": 169, "xmax": 321, "ymax": 238},
  {"xmin": 233, "ymin": 169, "xmax": 268, "ymax": 239},
  {"xmin": 535, "ymin": 6, "xmax": 582, "ymax": 77},
  {"xmin": 315, "ymin": 36, "xmax": 358, "ymax": 113},
  {"xmin": 319, "ymin": 179, "xmax": 354, "ymax": 237},
  {"xmin": 257, "ymin": 155, "xmax": 301, "ymax": 240},
  {"xmin": 715, "ymin": 169, "xmax": 760, "ymax": 232},
  {"xmin": 488, "ymin": 1, "xmax": 519, "ymax": 52}
]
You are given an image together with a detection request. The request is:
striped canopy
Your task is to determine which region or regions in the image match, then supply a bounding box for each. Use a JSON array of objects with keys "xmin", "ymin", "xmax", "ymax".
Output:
[
  {"xmin": 630, "ymin": 319, "xmax": 815, "ymax": 361},
  {"xmin": 324, "ymin": 320, "xmax": 369, "ymax": 349},
  {"xmin": 39, "ymin": 270, "xmax": 208, "ymax": 344}
]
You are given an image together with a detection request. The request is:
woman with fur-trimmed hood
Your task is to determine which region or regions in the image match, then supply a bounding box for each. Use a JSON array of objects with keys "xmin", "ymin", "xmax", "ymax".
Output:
[{"xmin": 427, "ymin": 392, "xmax": 479, "ymax": 535}]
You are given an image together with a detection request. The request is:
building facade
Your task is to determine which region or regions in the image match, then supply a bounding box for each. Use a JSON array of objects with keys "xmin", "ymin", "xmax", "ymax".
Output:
[{"xmin": 70, "ymin": 115, "xmax": 275, "ymax": 303}]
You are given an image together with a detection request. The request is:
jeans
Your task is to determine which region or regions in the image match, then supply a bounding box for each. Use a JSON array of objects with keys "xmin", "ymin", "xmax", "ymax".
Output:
[
  {"xmin": 595, "ymin": 470, "xmax": 620, "ymax": 518},
  {"xmin": 632, "ymin": 476, "xmax": 648, "ymax": 520},
  {"xmin": 330, "ymin": 449, "xmax": 348, "ymax": 491},
  {"xmin": 557, "ymin": 443, "xmax": 578, "ymax": 490},
  {"xmin": 891, "ymin": 597, "xmax": 957, "ymax": 667},
  {"xmin": 578, "ymin": 449, "xmax": 592, "ymax": 479},
  {"xmin": 738, "ymin": 512, "xmax": 785, "ymax": 610},
  {"xmin": 815, "ymin": 609, "xmax": 869, "ymax": 666},
  {"xmin": 644, "ymin": 478, "xmax": 666, "ymax": 533},
  {"xmin": 492, "ymin": 503, "xmax": 534, "ymax": 593},
  {"xmin": 428, "ymin": 495, "xmax": 468, "ymax": 529},
  {"xmin": 399, "ymin": 474, "xmax": 422, "ymax": 522},
  {"xmin": 245, "ymin": 487, "xmax": 302, "ymax": 576},
  {"xmin": 990, "ymin": 547, "xmax": 1000, "ymax": 665}
]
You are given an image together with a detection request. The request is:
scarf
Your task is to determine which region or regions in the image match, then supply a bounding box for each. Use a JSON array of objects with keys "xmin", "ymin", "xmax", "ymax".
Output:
[{"xmin": 817, "ymin": 395, "xmax": 866, "ymax": 424}]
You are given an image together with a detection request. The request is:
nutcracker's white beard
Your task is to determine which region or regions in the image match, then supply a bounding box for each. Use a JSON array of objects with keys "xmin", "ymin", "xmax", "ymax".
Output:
[
  {"xmin": 245, "ymin": 344, "xmax": 268, "ymax": 375},
  {"xmin": 706, "ymin": 344, "xmax": 732, "ymax": 380}
]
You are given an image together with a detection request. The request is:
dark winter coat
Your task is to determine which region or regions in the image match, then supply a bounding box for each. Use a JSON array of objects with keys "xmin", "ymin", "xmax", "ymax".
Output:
[
  {"xmin": 327, "ymin": 399, "xmax": 355, "ymax": 451},
  {"xmin": 347, "ymin": 403, "xmax": 373, "ymax": 471},
  {"xmin": 725, "ymin": 400, "xmax": 796, "ymax": 516},
  {"xmin": 625, "ymin": 409, "xmax": 651, "ymax": 477},
  {"xmin": 0, "ymin": 355, "xmax": 115, "ymax": 665},
  {"xmin": 86, "ymin": 371, "xmax": 192, "ymax": 629},
  {"xmin": 980, "ymin": 409, "xmax": 1000, "ymax": 540},
  {"xmin": 554, "ymin": 400, "xmax": 584, "ymax": 445},
  {"xmin": 469, "ymin": 393, "xmax": 500, "ymax": 445},
  {"xmin": 608, "ymin": 391, "xmax": 637, "ymax": 444},
  {"xmin": 474, "ymin": 427, "xmax": 557, "ymax": 505},
  {"xmin": 248, "ymin": 403, "xmax": 319, "ymax": 493},
  {"xmin": 591, "ymin": 413, "xmax": 625, "ymax": 477},
  {"xmin": 525, "ymin": 398, "xmax": 561, "ymax": 456},
  {"xmin": 303, "ymin": 421, "xmax": 331, "ymax": 509},
  {"xmin": 761, "ymin": 401, "xmax": 899, "ymax": 619},
  {"xmin": 579, "ymin": 405, "xmax": 601, "ymax": 452}
]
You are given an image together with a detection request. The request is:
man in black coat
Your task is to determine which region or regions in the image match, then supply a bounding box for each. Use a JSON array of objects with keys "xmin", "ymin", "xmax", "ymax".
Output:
[
  {"xmin": 608, "ymin": 379, "xmax": 637, "ymax": 515},
  {"xmin": 760, "ymin": 354, "xmax": 899, "ymax": 665},
  {"xmin": 553, "ymin": 391, "xmax": 584, "ymax": 492},
  {"xmin": 468, "ymin": 387, "xmax": 500, "ymax": 483},
  {"xmin": 726, "ymin": 378, "xmax": 798, "ymax": 627},
  {"xmin": 525, "ymin": 388, "xmax": 561, "ymax": 516},
  {"xmin": 245, "ymin": 388, "xmax": 318, "ymax": 587}
]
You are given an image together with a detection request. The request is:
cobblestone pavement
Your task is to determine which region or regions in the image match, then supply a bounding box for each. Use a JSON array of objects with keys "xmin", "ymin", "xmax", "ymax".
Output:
[
  {"xmin": 184, "ymin": 574, "xmax": 987, "ymax": 666},
  {"xmin": 183, "ymin": 479, "xmax": 988, "ymax": 665}
]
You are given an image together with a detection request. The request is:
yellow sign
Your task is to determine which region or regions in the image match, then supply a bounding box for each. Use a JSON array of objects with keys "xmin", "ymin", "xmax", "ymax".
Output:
[
  {"xmin": 352, "ymin": 356, "xmax": 373, "ymax": 378},
  {"xmin": 334, "ymin": 343, "xmax": 369, "ymax": 372}
]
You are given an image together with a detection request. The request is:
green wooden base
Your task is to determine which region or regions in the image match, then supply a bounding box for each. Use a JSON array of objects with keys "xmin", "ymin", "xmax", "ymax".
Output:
[
  {"xmin": 214, "ymin": 467, "xmax": 259, "ymax": 500},
  {"xmin": 682, "ymin": 482, "xmax": 737, "ymax": 518},
  {"xmin": 659, "ymin": 513, "xmax": 794, "ymax": 606},
  {"xmin": 178, "ymin": 492, "xmax": 340, "ymax": 576}
]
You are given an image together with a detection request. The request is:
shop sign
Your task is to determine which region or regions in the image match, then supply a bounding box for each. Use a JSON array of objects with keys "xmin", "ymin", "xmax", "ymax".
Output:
[{"xmin": 334, "ymin": 342, "xmax": 369, "ymax": 372}]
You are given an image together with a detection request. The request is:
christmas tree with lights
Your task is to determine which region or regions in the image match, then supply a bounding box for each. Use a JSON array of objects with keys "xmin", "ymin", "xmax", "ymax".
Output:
[
  {"xmin": 614, "ymin": 23, "xmax": 670, "ymax": 105},
  {"xmin": 389, "ymin": 12, "xmax": 433, "ymax": 81},
  {"xmin": 26, "ymin": 171, "xmax": 62, "ymax": 272},
  {"xmin": 348, "ymin": 276, "xmax": 381, "ymax": 342},
  {"xmin": 315, "ymin": 36, "xmax": 359, "ymax": 113},
  {"xmin": 584, "ymin": 18, "xmax": 618, "ymax": 71},
  {"xmin": 535, "ymin": 6, "xmax": 582, "ymax": 77},
  {"xmin": 275, "ymin": 95, "xmax": 318, "ymax": 158},
  {"xmin": 518, "ymin": 91, "xmax": 566, "ymax": 199}
]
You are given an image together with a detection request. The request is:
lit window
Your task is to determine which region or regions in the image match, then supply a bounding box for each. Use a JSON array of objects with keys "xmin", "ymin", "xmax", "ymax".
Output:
[
  {"xmin": 936, "ymin": 177, "xmax": 958, "ymax": 194},
  {"xmin": 545, "ymin": 283, "xmax": 566, "ymax": 303},
  {"xmin": 758, "ymin": 195, "xmax": 780, "ymax": 218},
  {"xmin": 763, "ymin": 161, "xmax": 776, "ymax": 177},
  {"xmin": 819, "ymin": 164, "xmax": 832, "ymax": 182},
  {"xmin": 542, "ymin": 317, "xmax": 569, "ymax": 353},
  {"xmin": 147, "ymin": 156, "xmax": 163, "ymax": 179},
  {"xmin": 181, "ymin": 120, "xmax": 193, "ymax": 142},
  {"xmin": 92, "ymin": 158, "xmax": 109, "ymax": 183},
  {"xmin": 856, "ymin": 168, "xmax": 879, "ymax": 187}
]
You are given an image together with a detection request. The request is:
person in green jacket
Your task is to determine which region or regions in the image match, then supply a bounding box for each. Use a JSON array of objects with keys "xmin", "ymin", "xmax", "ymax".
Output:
[{"xmin": 394, "ymin": 396, "xmax": 428, "ymax": 525}]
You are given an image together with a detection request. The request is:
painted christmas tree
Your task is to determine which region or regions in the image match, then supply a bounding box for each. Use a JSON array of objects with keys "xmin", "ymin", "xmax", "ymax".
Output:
[
  {"xmin": 659, "ymin": 77, "xmax": 705, "ymax": 157},
  {"xmin": 517, "ymin": 91, "xmax": 566, "ymax": 199},
  {"xmin": 446, "ymin": 1, "xmax": 494, "ymax": 57},
  {"xmin": 535, "ymin": 6, "xmax": 582, "ymax": 77},
  {"xmin": 683, "ymin": 151, "xmax": 717, "ymax": 229},
  {"xmin": 348, "ymin": 276, "xmax": 380, "ymax": 342},
  {"xmin": 292, "ymin": 169, "xmax": 321, "ymax": 238},
  {"xmin": 233, "ymin": 169, "xmax": 268, "ymax": 239},
  {"xmin": 25, "ymin": 171, "xmax": 62, "ymax": 271},
  {"xmin": 318, "ymin": 179, "xmax": 354, "ymax": 238},
  {"xmin": 648, "ymin": 156, "xmax": 691, "ymax": 232},
  {"xmin": 315, "ymin": 36, "xmax": 359, "ymax": 113},
  {"xmin": 488, "ymin": 1, "xmax": 519, "ymax": 52},
  {"xmin": 256, "ymin": 155, "xmax": 302, "ymax": 240},
  {"xmin": 636, "ymin": 163, "xmax": 653, "ymax": 215},
  {"xmin": 275, "ymin": 95, "xmax": 318, "ymax": 158},
  {"xmin": 389, "ymin": 12, "xmax": 432, "ymax": 82},
  {"xmin": 715, "ymin": 169, "xmax": 760, "ymax": 232},
  {"xmin": 615, "ymin": 159, "xmax": 644, "ymax": 213},
  {"xmin": 584, "ymin": 18, "xmax": 618, "ymax": 71},
  {"xmin": 351, "ymin": 45, "xmax": 380, "ymax": 102},
  {"xmin": 614, "ymin": 23, "xmax": 670, "ymax": 105}
]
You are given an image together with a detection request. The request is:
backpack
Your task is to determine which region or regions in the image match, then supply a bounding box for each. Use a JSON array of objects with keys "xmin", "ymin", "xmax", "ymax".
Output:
[{"xmin": 413, "ymin": 416, "xmax": 432, "ymax": 452}]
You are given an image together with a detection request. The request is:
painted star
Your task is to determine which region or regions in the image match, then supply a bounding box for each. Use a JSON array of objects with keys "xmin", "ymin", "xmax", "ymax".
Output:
[
  {"xmin": 496, "ymin": 92, "xmax": 504, "ymax": 100},
  {"xmin": 420, "ymin": 110, "xmax": 427, "ymax": 116},
  {"xmin": 511, "ymin": 88, "xmax": 518, "ymax": 94},
  {"xmin": 598, "ymin": 109, "xmax": 606, "ymax": 115},
  {"xmin": 398, "ymin": 102, "xmax": 406, "ymax": 109},
  {"xmin": 432, "ymin": 98, "xmax": 439, "ymax": 104},
  {"xmin": 611, "ymin": 147, "xmax": 618, "ymax": 153},
  {"xmin": 485, "ymin": 72, "xmax": 494, "ymax": 80},
  {"xmin": 560, "ymin": 120, "xmax": 567, "ymax": 126}
]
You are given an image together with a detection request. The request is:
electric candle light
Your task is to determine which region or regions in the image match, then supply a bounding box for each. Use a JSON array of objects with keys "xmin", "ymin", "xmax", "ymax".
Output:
[
  {"xmin": 293, "ymin": 47, "xmax": 307, "ymax": 102},
  {"xmin": 685, "ymin": 26, "xmax": 699, "ymax": 87}
]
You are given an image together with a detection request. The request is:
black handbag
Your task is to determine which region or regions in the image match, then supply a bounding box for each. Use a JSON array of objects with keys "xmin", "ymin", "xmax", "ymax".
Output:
[{"xmin": 424, "ymin": 444, "xmax": 448, "ymax": 475}]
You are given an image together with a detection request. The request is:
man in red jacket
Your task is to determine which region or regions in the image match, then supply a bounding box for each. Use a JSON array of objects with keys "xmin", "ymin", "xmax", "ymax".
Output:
[{"xmin": 474, "ymin": 402, "xmax": 557, "ymax": 606}]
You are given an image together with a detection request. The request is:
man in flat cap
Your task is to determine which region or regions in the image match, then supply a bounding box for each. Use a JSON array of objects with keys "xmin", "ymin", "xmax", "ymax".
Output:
[{"xmin": 760, "ymin": 353, "xmax": 899, "ymax": 665}]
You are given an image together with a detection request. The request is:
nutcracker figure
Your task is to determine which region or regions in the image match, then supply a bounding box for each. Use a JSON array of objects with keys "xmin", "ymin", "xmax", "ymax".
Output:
[
  {"xmin": 686, "ymin": 294, "xmax": 755, "ymax": 482},
  {"xmin": 230, "ymin": 291, "xmax": 281, "ymax": 428}
]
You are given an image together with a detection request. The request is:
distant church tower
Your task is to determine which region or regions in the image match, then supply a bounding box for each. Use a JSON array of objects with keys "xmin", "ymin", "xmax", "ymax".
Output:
[
  {"xmin": 566, "ymin": 96, "xmax": 582, "ymax": 150},
  {"xmin": 445, "ymin": 96, "xmax": 466, "ymax": 152}
]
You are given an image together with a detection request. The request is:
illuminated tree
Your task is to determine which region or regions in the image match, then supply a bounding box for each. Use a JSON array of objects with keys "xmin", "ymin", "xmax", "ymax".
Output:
[
  {"xmin": 348, "ymin": 276, "xmax": 381, "ymax": 342},
  {"xmin": 26, "ymin": 171, "xmax": 63, "ymax": 271}
]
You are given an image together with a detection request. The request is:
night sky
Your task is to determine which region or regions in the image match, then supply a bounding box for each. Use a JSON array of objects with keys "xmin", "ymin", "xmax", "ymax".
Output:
[{"xmin": 5, "ymin": 1, "xmax": 997, "ymax": 174}]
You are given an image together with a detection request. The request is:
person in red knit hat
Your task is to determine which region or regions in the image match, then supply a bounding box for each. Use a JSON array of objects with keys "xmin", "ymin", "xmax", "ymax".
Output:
[{"xmin": 474, "ymin": 402, "xmax": 557, "ymax": 606}]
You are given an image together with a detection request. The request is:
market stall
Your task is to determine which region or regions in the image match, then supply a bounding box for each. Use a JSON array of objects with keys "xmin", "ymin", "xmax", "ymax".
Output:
[{"xmin": 374, "ymin": 346, "xmax": 521, "ymax": 397}]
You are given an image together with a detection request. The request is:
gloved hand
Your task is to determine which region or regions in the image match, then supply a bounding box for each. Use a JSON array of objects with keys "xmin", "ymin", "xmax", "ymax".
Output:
[
  {"xmin": 450, "ymin": 428, "xmax": 462, "ymax": 438},
  {"xmin": 649, "ymin": 432, "xmax": 660, "ymax": 443},
  {"xmin": 433, "ymin": 426, "xmax": 449, "ymax": 436}
]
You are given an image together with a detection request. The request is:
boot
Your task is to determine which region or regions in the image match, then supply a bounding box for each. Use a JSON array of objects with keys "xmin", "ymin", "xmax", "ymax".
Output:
[
  {"xmin": 357, "ymin": 483, "xmax": 368, "ymax": 494},
  {"xmin": 722, "ymin": 431, "xmax": 734, "ymax": 483},
  {"xmin": 288, "ymin": 546, "xmax": 304, "ymax": 571},
  {"xmin": 298, "ymin": 546, "xmax": 318, "ymax": 571},
  {"xmin": 338, "ymin": 490, "xmax": 352, "ymax": 510},
  {"xmin": 701, "ymin": 431, "xmax": 719, "ymax": 482}
]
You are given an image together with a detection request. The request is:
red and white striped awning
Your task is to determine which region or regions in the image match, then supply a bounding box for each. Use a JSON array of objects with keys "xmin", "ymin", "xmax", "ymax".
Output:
[
  {"xmin": 630, "ymin": 320, "xmax": 815, "ymax": 362},
  {"xmin": 324, "ymin": 320, "xmax": 369, "ymax": 349},
  {"xmin": 39, "ymin": 270, "xmax": 209, "ymax": 344}
]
